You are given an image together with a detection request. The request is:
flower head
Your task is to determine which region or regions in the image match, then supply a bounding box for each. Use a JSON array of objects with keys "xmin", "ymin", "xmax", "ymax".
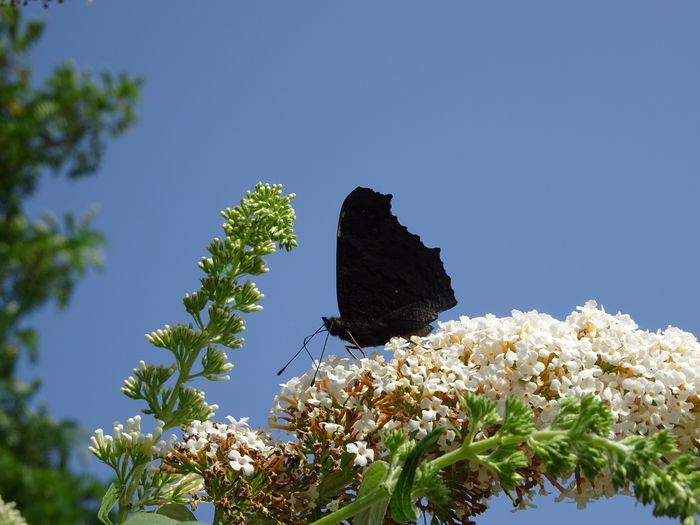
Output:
[{"xmin": 163, "ymin": 302, "xmax": 700, "ymax": 524}]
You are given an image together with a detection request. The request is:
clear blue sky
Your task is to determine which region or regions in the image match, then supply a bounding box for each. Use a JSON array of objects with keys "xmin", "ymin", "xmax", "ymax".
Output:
[{"xmin": 20, "ymin": 1, "xmax": 699, "ymax": 523}]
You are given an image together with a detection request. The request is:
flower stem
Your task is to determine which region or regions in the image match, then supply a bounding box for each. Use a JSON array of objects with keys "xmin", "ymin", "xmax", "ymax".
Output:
[{"xmin": 309, "ymin": 486, "xmax": 390, "ymax": 525}]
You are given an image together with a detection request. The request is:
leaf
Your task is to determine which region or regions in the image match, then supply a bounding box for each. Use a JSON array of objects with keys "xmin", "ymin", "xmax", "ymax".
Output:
[
  {"xmin": 462, "ymin": 391, "xmax": 500, "ymax": 431},
  {"xmin": 97, "ymin": 482, "xmax": 120, "ymax": 525},
  {"xmin": 498, "ymin": 396, "xmax": 534, "ymax": 437},
  {"xmin": 482, "ymin": 444, "xmax": 526, "ymax": 492},
  {"xmin": 155, "ymin": 504, "xmax": 198, "ymax": 521},
  {"xmin": 355, "ymin": 461, "xmax": 391, "ymax": 525},
  {"xmin": 390, "ymin": 426, "xmax": 447, "ymax": 522},
  {"xmin": 317, "ymin": 453, "xmax": 356, "ymax": 505},
  {"xmin": 16, "ymin": 328, "xmax": 38, "ymax": 357},
  {"xmin": 123, "ymin": 512, "xmax": 208, "ymax": 524}
]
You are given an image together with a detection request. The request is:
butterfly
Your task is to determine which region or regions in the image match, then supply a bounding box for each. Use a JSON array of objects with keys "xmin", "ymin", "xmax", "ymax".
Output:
[{"xmin": 322, "ymin": 187, "xmax": 457, "ymax": 349}]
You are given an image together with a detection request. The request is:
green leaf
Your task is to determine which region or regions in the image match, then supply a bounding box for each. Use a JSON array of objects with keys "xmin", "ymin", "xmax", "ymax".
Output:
[
  {"xmin": 317, "ymin": 453, "xmax": 356, "ymax": 505},
  {"xmin": 412, "ymin": 462, "xmax": 450, "ymax": 507},
  {"xmin": 97, "ymin": 482, "xmax": 120, "ymax": 525},
  {"xmin": 355, "ymin": 461, "xmax": 391, "ymax": 525},
  {"xmin": 155, "ymin": 504, "xmax": 198, "ymax": 521},
  {"xmin": 573, "ymin": 395, "xmax": 614, "ymax": 437},
  {"xmin": 123, "ymin": 512, "xmax": 207, "ymax": 524},
  {"xmin": 576, "ymin": 441, "xmax": 608, "ymax": 480},
  {"xmin": 16, "ymin": 328, "xmax": 38, "ymax": 356},
  {"xmin": 529, "ymin": 433, "xmax": 576, "ymax": 479},
  {"xmin": 482, "ymin": 444, "xmax": 527, "ymax": 492},
  {"xmin": 461, "ymin": 391, "xmax": 501, "ymax": 440},
  {"xmin": 390, "ymin": 426, "xmax": 447, "ymax": 522},
  {"xmin": 498, "ymin": 395, "xmax": 534, "ymax": 438}
]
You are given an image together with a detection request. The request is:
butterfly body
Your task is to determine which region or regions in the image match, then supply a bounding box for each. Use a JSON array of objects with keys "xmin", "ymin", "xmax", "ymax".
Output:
[{"xmin": 323, "ymin": 187, "xmax": 457, "ymax": 348}]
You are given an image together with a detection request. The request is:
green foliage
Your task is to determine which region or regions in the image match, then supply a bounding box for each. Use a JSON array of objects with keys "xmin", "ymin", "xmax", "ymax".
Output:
[
  {"xmin": 310, "ymin": 428, "xmax": 451, "ymax": 525},
  {"xmin": 0, "ymin": 8, "xmax": 142, "ymax": 525},
  {"xmin": 0, "ymin": 0, "xmax": 64, "ymax": 7},
  {"xmin": 0, "ymin": 209, "xmax": 104, "ymax": 361},
  {"xmin": 547, "ymin": 395, "xmax": 613, "ymax": 479},
  {"xmin": 0, "ymin": 8, "xmax": 141, "ymax": 217},
  {"xmin": 122, "ymin": 512, "xmax": 207, "ymax": 525},
  {"xmin": 613, "ymin": 432, "xmax": 700, "ymax": 524},
  {"xmin": 432, "ymin": 394, "xmax": 700, "ymax": 525},
  {"xmin": 459, "ymin": 390, "xmax": 501, "ymax": 442},
  {"xmin": 98, "ymin": 483, "xmax": 121, "ymax": 525},
  {"xmin": 0, "ymin": 5, "xmax": 141, "ymax": 358},
  {"xmin": 92, "ymin": 183, "xmax": 297, "ymax": 523},
  {"xmin": 389, "ymin": 426, "xmax": 448, "ymax": 522},
  {"xmin": 354, "ymin": 461, "xmax": 391, "ymax": 525},
  {"xmin": 315, "ymin": 454, "xmax": 356, "ymax": 508},
  {"xmin": 127, "ymin": 182, "xmax": 297, "ymax": 429},
  {"xmin": 154, "ymin": 504, "xmax": 199, "ymax": 522},
  {"xmin": 314, "ymin": 394, "xmax": 700, "ymax": 524}
]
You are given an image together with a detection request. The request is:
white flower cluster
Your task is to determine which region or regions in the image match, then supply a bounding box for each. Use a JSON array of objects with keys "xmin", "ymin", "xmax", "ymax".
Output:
[
  {"xmin": 272, "ymin": 301, "xmax": 700, "ymax": 501},
  {"xmin": 428, "ymin": 300, "xmax": 700, "ymax": 444},
  {"xmin": 89, "ymin": 416, "xmax": 178, "ymax": 461},
  {"xmin": 181, "ymin": 417, "xmax": 274, "ymax": 476},
  {"xmin": 0, "ymin": 496, "xmax": 28, "ymax": 525}
]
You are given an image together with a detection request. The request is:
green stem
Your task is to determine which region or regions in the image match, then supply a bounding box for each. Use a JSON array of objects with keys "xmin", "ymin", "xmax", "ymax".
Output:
[
  {"xmin": 585, "ymin": 433, "xmax": 628, "ymax": 455},
  {"xmin": 308, "ymin": 486, "xmax": 390, "ymax": 525},
  {"xmin": 430, "ymin": 429, "xmax": 610, "ymax": 471},
  {"xmin": 160, "ymin": 348, "xmax": 200, "ymax": 424},
  {"xmin": 430, "ymin": 433, "xmax": 504, "ymax": 470},
  {"xmin": 311, "ymin": 423, "xmax": 656, "ymax": 525},
  {"xmin": 116, "ymin": 463, "xmax": 146, "ymax": 524}
]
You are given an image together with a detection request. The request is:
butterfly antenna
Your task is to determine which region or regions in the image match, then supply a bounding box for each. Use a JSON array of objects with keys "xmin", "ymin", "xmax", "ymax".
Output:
[
  {"xmin": 277, "ymin": 323, "xmax": 326, "ymax": 376},
  {"xmin": 311, "ymin": 327, "xmax": 331, "ymax": 386}
]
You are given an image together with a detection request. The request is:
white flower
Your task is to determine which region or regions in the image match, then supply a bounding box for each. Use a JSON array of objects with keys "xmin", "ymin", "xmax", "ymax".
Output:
[
  {"xmin": 346, "ymin": 441, "xmax": 374, "ymax": 466},
  {"xmin": 151, "ymin": 434, "xmax": 178, "ymax": 457},
  {"xmin": 88, "ymin": 428, "xmax": 114, "ymax": 458},
  {"xmin": 400, "ymin": 356, "xmax": 427, "ymax": 384},
  {"xmin": 184, "ymin": 436, "xmax": 205, "ymax": 455},
  {"xmin": 407, "ymin": 417, "xmax": 433, "ymax": 439},
  {"xmin": 420, "ymin": 396, "xmax": 448, "ymax": 422},
  {"xmin": 351, "ymin": 410, "xmax": 379, "ymax": 437},
  {"xmin": 0, "ymin": 495, "xmax": 28, "ymax": 525},
  {"xmin": 269, "ymin": 301, "xmax": 700, "ymax": 507},
  {"xmin": 437, "ymin": 428, "xmax": 457, "ymax": 450},
  {"xmin": 513, "ymin": 347, "xmax": 545, "ymax": 377},
  {"xmin": 321, "ymin": 422, "xmax": 343, "ymax": 434},
  {"xmin": 228, "ymin": 449, "xmax": 254, "ymax": 475}
]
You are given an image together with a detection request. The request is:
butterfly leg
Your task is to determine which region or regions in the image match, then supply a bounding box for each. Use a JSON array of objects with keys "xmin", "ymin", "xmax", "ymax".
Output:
[
  {"xmin": 344, "ymin": 330, "xmax": 367, "ymax": 358},
  {"xmin": 344, "ymin": 345, "xmax": 361, "ymax": 360}
]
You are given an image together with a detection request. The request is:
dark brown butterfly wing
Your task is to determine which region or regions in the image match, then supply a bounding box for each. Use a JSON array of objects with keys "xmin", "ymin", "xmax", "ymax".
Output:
[{"xmin": 324, "ymin": 187, "xmax": 457, "ymax": 347}]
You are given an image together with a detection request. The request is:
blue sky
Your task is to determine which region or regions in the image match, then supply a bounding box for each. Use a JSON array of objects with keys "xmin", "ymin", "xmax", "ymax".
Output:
[{"xmin": 19, "ymin": 1, "xmax": 699, "ymax": 523}]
